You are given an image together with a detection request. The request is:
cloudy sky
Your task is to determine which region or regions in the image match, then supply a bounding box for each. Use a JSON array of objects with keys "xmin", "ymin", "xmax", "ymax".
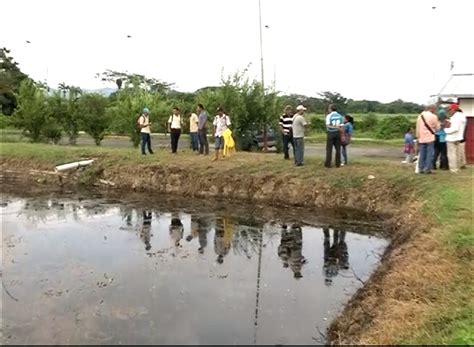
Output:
[{"xmin": 2, "ymin": 0, "xmax": 473, "ymax": 103}]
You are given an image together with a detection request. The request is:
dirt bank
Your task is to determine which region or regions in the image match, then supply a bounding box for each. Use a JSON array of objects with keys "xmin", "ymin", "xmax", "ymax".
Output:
[{"xmin": 1, "ymin": 151, "xmax": 465, "ymax": 344}]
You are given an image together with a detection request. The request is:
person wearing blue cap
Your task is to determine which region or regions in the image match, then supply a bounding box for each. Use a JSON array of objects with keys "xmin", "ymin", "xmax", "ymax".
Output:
[{"xmin": 138, "ymin": 107, "xmax": 153, "ymax": 155}]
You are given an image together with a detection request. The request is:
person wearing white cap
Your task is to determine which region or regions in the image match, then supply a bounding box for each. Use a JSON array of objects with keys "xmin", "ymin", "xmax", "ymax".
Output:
[{"xmin": 292, "ymin": 105, "xmax": 308, "ymax": 166}]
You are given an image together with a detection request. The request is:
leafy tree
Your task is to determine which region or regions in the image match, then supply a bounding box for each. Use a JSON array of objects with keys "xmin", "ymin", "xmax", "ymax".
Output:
[
  {"xmin": 375, "ymin": 115, "xmax": 413, "ymax": 139},
  {"xmin": 78, "ymin": 93, "xmax": 110, "ymax": 145},
  {"xmin": 0, "ymin": 48, "xmax": 29, "ymax": 115},
  {"xmin": 318, "ymin": 91, "xmax": 348, "ymax": 114},
  {"xmin": 358, "ymin": 113, "xmax": 379, "ymax": 132},
  {"xmin": 43, "ymin": 92, "xmax": 66, "ymax": 144},
  {"xmin": 12, "ymin": 79, "xmax": 48, "ymax": 142},
  {"xmin": 63, "ymin": 86, "xmax": 83, "ymax": 144},
  {"xmin": 98, "ymin": 69, "xmax": 174, "ymax": 96}
]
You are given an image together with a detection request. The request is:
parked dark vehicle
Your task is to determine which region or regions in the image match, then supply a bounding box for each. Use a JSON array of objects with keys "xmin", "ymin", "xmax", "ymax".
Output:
[{"xmin": 238, "ymin": 128, "xmax": 277, "ymax": 152}]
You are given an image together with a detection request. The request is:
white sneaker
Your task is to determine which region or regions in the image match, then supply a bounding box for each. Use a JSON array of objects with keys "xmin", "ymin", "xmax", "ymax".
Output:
[{"xmin": 401, "ymin": 160, "xmax": 407, "ymax": 164}]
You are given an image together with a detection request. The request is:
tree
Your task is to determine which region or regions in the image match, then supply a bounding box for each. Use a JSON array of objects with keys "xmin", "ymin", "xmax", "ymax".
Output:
[
  {"xmin": 79, "ymin": 93, "xmax": 110, "ymax": 145},
  {"xmin": 43, "ymin": 92, "xmax": 65, "ymax": 144},
  {"xmin": 318, "ymin": 91, "xmax": 348, "ymax": 114},
  {"xmin": 97, "ymin": 69, "xmax": 174, "ymax": 96},
  {"xmin": 56, "ymin": 84, "xmax": 83, "ymax": 144},
  {"xmin": 0, "ymin": 48, "xmax": 29, "ymax": 115},
  {"xmin": 12, "ymin": 79, "xmax": 48, "ymax": 142}
]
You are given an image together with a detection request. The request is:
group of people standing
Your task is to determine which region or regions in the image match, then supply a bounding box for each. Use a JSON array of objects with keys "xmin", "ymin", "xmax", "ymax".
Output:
[
  {"xmin": 279, "ymin": 104, "xmax": 354, "ymax": 167},
  {"xmin": 137, "ymin": 104, "xmax": 231, "ymax": 161},
  {"xmin": 406, "ymin": 103, "xmax": 467, "ymax": 174}
]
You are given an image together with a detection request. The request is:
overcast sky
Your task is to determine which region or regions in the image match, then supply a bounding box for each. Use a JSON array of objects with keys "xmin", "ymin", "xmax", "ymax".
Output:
[{"xmin": 2, "ymin": 0, "xmax": 473, "ymax": 103}]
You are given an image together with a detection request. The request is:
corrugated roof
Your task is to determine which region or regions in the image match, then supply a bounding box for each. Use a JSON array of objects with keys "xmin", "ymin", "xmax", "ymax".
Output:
[{"xmin": 438, "ymin": 73, "xmax": 474, "ymax": 98}]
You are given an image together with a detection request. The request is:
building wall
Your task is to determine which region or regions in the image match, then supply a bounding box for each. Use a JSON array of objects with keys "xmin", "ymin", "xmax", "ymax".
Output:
[
  {"xmin": 459, "ymin": 98, "xmax": 474, "ymax": 163},
  {"xmin": 459, "ymin": 98, "xmax": 473, "ymax": 118}
]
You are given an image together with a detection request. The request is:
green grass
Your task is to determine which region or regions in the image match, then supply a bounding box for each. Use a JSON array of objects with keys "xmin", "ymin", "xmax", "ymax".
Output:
[{"xmin": 397, "ymin": 174, "xmax": 473, "ymax": 345}]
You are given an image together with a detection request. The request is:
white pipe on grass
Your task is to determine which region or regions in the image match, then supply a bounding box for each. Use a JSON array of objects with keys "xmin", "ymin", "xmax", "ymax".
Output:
[{"xmin": 55, "ymin": 159, "xmax": 94, "ymax": 172}]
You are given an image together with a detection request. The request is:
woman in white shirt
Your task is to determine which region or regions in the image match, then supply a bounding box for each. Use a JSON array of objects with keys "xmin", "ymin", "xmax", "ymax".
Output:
[{"xmin": 168, "ymin": 107, "xmax": 183, "ymax": 154}]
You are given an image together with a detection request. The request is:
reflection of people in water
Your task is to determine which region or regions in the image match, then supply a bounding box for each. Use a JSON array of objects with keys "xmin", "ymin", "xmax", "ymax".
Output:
[
  {"xmin": 140, "ymin": 211, "xmax": 152, "ymax": 251},
  {"xmin": 214, "ymin": 217, "xmax": 233, "ymax": 264},
  {"xmin": 186, "ymin": 216, "xmax": 210, "ymax": 254},
  {"xmin": 169, "ymin": 213, "xmax": 184, "ymax": 247},
  {"xmin": 323, "ymin": 227, "xmax": 349, "ymax": 286},
  {"xmin": 278, "ymin": 223, "xmax": 307, "ymax": 279}
]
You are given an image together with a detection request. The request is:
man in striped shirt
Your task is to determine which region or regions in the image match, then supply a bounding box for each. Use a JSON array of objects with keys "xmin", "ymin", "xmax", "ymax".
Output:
[{"xmin": 279, "ymin": 105, "xmax": 294, "ymax": 160}]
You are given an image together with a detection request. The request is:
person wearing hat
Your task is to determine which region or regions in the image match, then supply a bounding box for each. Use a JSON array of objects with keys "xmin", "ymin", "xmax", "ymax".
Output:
[
  {"xmin": 138, "ymin": 107, "xmax": 154, "ymax": 155},
  {"xmin": 292, "ymin": 105, "xmax": 308, "ymax": 166},
  {"xmin": 444, "ymin": 103, "xmax": 467, "ymax": 173},
  {"xmin": 325, "ymin": 104, "xmax": 345, "ymax": 168}
]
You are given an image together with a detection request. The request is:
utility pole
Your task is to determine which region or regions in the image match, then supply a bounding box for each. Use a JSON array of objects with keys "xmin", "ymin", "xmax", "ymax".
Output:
[{"xmin": 258, "ymin": 0, "xmax": 268, "ymax": 152}]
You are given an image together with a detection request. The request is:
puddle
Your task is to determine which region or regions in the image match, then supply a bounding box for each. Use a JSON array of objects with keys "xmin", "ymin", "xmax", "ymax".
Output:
[{"xmin": 1, "ymin": 194, "xmax": 388, "ymax": 345}]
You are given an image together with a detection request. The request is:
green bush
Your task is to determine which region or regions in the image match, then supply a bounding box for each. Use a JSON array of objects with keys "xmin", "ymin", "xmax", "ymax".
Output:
[
  {"xmin": 42, "ymin": 120, "xmax": 62, "ymax": 144},
  {"xmin": 374, "ymin": 115, "xmax": 413, "ymax": 139},
  {"xmin": 0, "ymin": 114, "xmax": 12, "ymax": 129},
  {"xmin": 357, "ymin": 113, "xmax": 379, "ymax": 132},
  {"xmin": 12, "ymin": 80, "xmax": 48, "ymax": 142},
  {"xmin": 79, "ymin": 93, "xmax": 110, "ymax": 146},
  {"xmin": 309, "ymin": 116, "xmax": 326, "ymax": 132}
]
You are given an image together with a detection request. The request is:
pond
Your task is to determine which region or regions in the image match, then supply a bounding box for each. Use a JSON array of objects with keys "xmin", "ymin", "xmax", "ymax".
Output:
[{"xmin": 1, "ymin": 193, "xmax": 388, "ymax": 345}]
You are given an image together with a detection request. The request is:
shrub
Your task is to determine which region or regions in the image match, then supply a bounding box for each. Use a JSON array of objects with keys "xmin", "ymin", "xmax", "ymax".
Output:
[
  {"xmin": 357, "ymin": 113, "xmax": 379, "ymax": 132},
  {"xmin": 79, "ymin": 93, "xmax": 110, "ymax": 146},
  {"xmin": 375, "ymin": 115, "xmax": 413, "ymax": 139},
  {"xmin": 0, "ymin": 114, "xmax": 12, "ymax": 129},
  {"xmin": 309, "ymin": 116, "xmax": 326, "ymax": 132},
  {"xmin": 12, "ymin": 80, "xmax": 48, "ymax": 142}
]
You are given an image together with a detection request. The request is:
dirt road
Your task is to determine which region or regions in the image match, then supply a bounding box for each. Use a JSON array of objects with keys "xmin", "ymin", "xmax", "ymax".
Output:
[{"xmin": 72, "ymin": 135, "xmax": 403, "ymax": 161}]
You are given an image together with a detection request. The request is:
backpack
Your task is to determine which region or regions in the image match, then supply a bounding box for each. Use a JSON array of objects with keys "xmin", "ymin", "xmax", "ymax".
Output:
[{"xmin": 136, "ymin": 114, "xmax": 144, "ymax": 130}]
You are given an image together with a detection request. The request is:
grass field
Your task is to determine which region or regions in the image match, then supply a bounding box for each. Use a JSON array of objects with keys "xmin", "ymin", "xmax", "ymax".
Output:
[{"xmin": 1, "ymin": 142, "xmax": 472, "ymax": 345}]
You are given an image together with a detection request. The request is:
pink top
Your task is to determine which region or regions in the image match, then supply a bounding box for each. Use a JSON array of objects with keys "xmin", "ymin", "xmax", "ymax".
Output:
[{"xmin": 416, "ymin": 111, "xmax": 439, "ymax": 144}]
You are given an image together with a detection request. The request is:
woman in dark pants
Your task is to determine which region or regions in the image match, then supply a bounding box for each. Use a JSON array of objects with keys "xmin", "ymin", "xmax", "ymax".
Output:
[{"xmin": 168, "ymin": 107, "xmax": 183, "ymax": 154}]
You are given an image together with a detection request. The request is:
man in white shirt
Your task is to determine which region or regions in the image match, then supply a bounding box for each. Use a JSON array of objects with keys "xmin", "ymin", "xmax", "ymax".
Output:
[
  {"xmin": 444, "ymin": 104, "xmax": 467, "ymax": 173},
  {"xmin": 212, "ymin": 107, "xmax": 231, "ymax": 161},
  {"xmin": 138, "ymin": 107, "xmax": 153, "ymax": 155},
  {"xmin": 168, "ymin": 107, "xmax": 183, "ymax": 154},
  {"xmin": 292, "ymin": 105, "xmax": 308, "ymax": 166}
]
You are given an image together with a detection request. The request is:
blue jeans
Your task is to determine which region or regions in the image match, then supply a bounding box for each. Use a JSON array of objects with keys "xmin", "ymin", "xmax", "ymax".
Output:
[
  {"xmin": 141, "ymin": 133, "xmax": 153, "ymax": 154},
  {"xmin": 342, "ymin": 144, "xmax": 348, "ymax": 164},
  {"xmin": 190, "ymin": 132, "xmax": 199, "ymax": 151},
  {"xmin": 418, "ymin": 142, "xmax": 434, "ymax": 173},
  {"xmin": 282, "ymin": 133, "xmax": 294, "ymax": 159},
  {"xmin": 294, "ymin": 137, "xmax": 304, "ymax": 166}
]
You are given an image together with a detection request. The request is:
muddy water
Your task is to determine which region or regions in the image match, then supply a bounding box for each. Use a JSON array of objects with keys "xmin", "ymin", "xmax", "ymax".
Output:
[{"xmin": 1, "ymin": 194, "xmax": 388, "ymax": 345}]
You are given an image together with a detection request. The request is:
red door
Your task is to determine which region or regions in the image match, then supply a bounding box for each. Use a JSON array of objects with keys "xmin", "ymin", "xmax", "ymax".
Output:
[{"xmin": 466, "ymin": 117, "xmax": 474, "ymax": 164}]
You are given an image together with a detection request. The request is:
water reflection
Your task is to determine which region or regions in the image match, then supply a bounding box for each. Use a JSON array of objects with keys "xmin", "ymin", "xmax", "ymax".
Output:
[
  {"xmin": 186, "ymin": 215, "xmax": 210, "ymax": 254},
  {"xmin": 2, "ymin": 195, "xmax": 387, "ymax": 345},
  {"xmin": 140, "ymin": 211, "xmax": 153, "ymax": 251},
  {"xmin": 169, "ymin": 213, "xmax": 184, "ymax": 247},
  {"xmin": 278, "ymin": 224, "xmax": 308, "ymax": 279},
  {"xmin": 214, "ymin": 217, "xmax": 233, "ymax": 264},
  {"xmin": 323, "ymin": 227, "xmax": 350, "ymax": 286}
]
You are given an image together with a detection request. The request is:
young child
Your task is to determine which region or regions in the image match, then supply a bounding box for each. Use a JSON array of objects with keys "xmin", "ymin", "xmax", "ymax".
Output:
[{"xmin": 402, "ymin": 127, "xmax": 415, "ymax": 163}]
